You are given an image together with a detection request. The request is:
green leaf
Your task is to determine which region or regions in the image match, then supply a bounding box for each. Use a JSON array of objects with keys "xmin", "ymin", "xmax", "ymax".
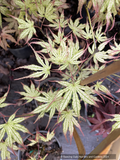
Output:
[
  {"xmin": 13, "ymin": 124, "xmax": 29, "ymax": 133},
  {"xmin": 72, "ymin": 92, "xmax": 81, "ymax": 115},
  {"xmin": 10, "ymin": 128, "xmax": 23, "ymax": 144},
  {"xmin": 0, "ymin": 142, "xmax": 10, "ymax": 160},
  {"xmin": 109, "ymin": 114, "xmax": 120, "ymax": 132},
  {"xmin": 8, "ymin": 113, "xmax": 15, "ymax": 122},
  {"xmin": 68, "ymin": 18, "xmax": 85, "ymax": 37},
  {"xmin": 19, "ymin": 28, "xmax": 30, "ymax": 40},
  {"xmin": 49, "ymin": 37, "xmax": 83, "ymax": 70},
  {"xmin": 15, "ymin": 51, "xmax": 51, "ymax": 80},
  {"xmin": 58, "ymin": 110, "xmax": 82, "ymax": 142},
  {"xmin": 18, "ymin": 82, "xmax": 41, "ymax": 103},
  {"xmin": 0, "ymin": 112, "xmax": 29, "ymax": 155},
  {"xmin": 32, "ymin": 104, "xmax": 48, "ymax": 114},
  {"xmin": 77, "ymin": 88, "xmax": 95, "ymax": 106},
  {"xmin": 59, "ymin": 90, "xmax": 72, "ymax": 112},
  {"xmin": 35, "ymin": 39, "xmax": 55, "ymax": 53},
  {"xmin": 15, "ymin": 17, "xmax": 36, "ymax": 41},
  {"xmin": 40, "ymin": 131, "xmax": 54, "ymax": 142},
  {"xmin": 0, "ymin": 89, "xmax": 9, "ymax": 108},
  {"xmin": 63, "ymin": 117, "xmax": 69, "ymax": 135},
  {"xmin": 0, "ymin": 128, "xmax": 5, "ymax": 142},
  {"xmin": 33, "ymin": 91, "xmax": 62, "ymax": 121},
  {"xmin": 49, "ymin": 12, "xmax": 68, "ymax": 29},
  {"xmin": 81, "ymin": 22, "xmax": 93, "ymax": 39},
  {"xmin": 94, "ymin": 51, "xmax": 111, "ymax": 64},
  {"xmin": 95, "ymin": 25, "xmax": 107, "ymax": 43},
  {"xmin": 58, "ymin": 79, "xmax": 96, "ymax": 110},
  {"xmin": 0, "ymin": 6, "xmax": 11, "ymax": 16},
  {"xmin": 94, "ymin": 81, "xmax": 111, "ymax": 96}
]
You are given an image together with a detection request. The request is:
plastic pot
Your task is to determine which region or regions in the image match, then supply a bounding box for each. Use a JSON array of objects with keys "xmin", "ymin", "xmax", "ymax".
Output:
[
  {"xmin": 8, "ymin": 45, "xmax": 33, "ymax": 59},
  {"xmin": 34, "ymin": 77, "xmax": 61, "ymax": 119},
  {"xmin": 85, "ymin": 93, "xmax": 119, "ymax": 133},
  {"xmin": 18, "ymin": 130, "xmax": 62, "ymax": 160}
]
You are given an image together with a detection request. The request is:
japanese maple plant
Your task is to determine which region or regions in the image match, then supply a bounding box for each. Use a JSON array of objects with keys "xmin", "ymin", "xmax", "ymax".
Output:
[
  {"xmin": 0, "ymin": 0, "xmax": 69, "ymax": 49},
  {"xmin": 0, "ymin": 0, "xmax": 120, "ymax": 160}
]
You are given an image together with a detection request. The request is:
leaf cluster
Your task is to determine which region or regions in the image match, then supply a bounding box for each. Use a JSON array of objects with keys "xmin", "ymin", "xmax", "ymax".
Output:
[{"xmin": 0, "ymin": 27, "xmax": 16, "ymax": 50}]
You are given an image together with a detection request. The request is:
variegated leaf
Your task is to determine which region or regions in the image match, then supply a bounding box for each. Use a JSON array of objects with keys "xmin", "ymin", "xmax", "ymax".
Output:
[{"xmin": 59, "ymin": 90, "xmax": 72, "ymax": 112}]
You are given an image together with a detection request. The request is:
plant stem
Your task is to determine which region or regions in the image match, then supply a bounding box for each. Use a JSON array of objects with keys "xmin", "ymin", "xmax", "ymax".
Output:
[
  {"xmin": 80, "ymin": 3, "xmax": 97, "ymax": 70},
  {"xmin": 85, "ymin": 4, "xmax": 96, "ymax": 49}
]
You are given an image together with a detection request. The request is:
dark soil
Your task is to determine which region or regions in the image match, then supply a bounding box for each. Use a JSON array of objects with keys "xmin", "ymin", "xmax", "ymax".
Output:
[
  {"xmin": 108, "ymin": 22, "xmax": 120, "ymax": 44},
  {"xmin": 9, "ymin": 39, "xmax": 26, "ymax": 49}
]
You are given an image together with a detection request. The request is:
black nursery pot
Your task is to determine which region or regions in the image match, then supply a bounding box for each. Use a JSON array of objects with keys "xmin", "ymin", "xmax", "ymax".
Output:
[
  {"xmin": 8, "ymin": 45, "xmax": 33, "ymax": 59},
  {"xmin": 18, "ymin": 130, "xmax": 62, "ymax": 160}
]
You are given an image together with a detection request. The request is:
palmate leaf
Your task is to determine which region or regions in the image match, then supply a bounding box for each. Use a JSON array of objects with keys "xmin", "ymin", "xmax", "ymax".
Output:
[
  {"xmin": 57, "ymin": 79, "xmax": 97, "ymax": 115},
  {"xmin": 34, "ymin": 37, "xmax": 55, "ymax": 53},
  {"xmin": 49, "ymin": 38, "xmax": 84, "ymax": 70},
  {"xmin": 94, "ymin": 51, "xmax": 112, "ymax": 64},
  {"xmin": 108, "ymin": 41, "xmax": 120, "ymax": 56},
  {"xmin": 4, "ymin": 16, "xmax": 19, "ymax": 31},
  {"xmin": 28, "ymin": 130, "xmax": 54, "ymax": 146},
  {"xmin": 45, "ymin": 2, "xmax": 57, "ymax": 22},
  {"xmin": 14, "ymin": 17, "xmax": 36, "ymax": 41},
  {"xmin": 19, "ymin": 81, "xmax": 62, "ymax": 122},
  {"xmin": 49, "ymin": 12, "xmax": 68, "ymax": 29},
  {"xmin": 40, "ymin": 130, "xmax": 54, "ymax": 142},
  {"xmin": 57, "ymin": 110, "xmax": 83, "ymax": 143},
  {"xmin": 68, "ymin": 18, "xmax": 85, "ymax": 37},
  {"xmin": 95, "ymin": 24, "xmax": 107, "ymax": 43},
  {"xmin": 94, "ymin": 81, "xmax": 111, "ymax": 96},
  {"xmin": 81, "ymin": 22, "xmax": 93, "ymax": 39},
  {"xmin": 14, "ymin": 51, "xmax": 51, "ymax": 80},
  {"xmin": 37, "ymin": 2, "xmax": 45, "ymax": 18},
  {"xmin": 33, "ymin": 90, "xmax": 62, "ymax": 121},
  {"xmin": 100, "ymin": 0, "xmax": 117, "ymax": 30},
  {"xmin": 37, "ymin": 0, "xmax": 57, "ymax": 22},
  {"xmin": 50, "ymin": 27, "xmax": 67, "ymax": 44},
  {"xmin": 0, "ymin": 26, "xmax": 17, "ymax": 50},
  {"xmin": 18, "ymin": 81, "xmax": 41, "ymax": 103},
  {"xmin": 0, "ymin": 112, "xmax": 29, "ymax": 150},
  {"xmin": 0, "ymin": 4, "xmax": 11, "ymax": 28}
]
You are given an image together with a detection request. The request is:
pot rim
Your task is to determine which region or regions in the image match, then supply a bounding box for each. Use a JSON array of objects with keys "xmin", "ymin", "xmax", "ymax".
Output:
[{"xmin": 8, "ymin": 44, "xmax": 30, "ymax": 51}]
